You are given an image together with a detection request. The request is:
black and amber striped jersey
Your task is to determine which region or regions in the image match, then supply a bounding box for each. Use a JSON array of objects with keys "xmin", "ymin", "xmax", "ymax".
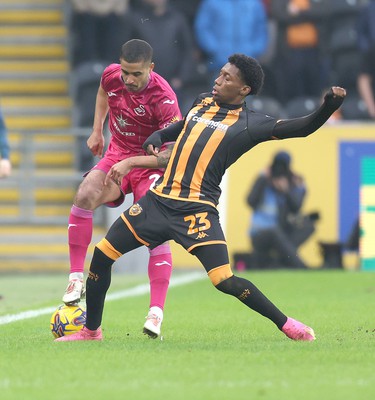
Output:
[
  {"xmin": 147, "ymin": 89, "xmax": 343, "ymax": 208},
  {"xmin": 151, "ymin": 93, "xmax": 278, "ymax": 208}
]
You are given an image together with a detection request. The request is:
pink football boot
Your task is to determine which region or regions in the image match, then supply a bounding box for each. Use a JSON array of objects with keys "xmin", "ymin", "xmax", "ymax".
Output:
[
  {"xmin": 282, "ymin": 317, "xmax": 316, "ymax": 341},
  {"xmin": 55, "ymin": 326, "xmax": 103, "ymax": 342}
]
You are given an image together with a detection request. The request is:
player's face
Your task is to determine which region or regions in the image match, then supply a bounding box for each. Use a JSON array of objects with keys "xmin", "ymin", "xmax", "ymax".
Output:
[
  {"xmin": 212, "ymin": 63, "xmax": 250, "ymax": 104},
  {"xmin": 120, "ymin": 59, "xmax": 154, "ymax": 92}
]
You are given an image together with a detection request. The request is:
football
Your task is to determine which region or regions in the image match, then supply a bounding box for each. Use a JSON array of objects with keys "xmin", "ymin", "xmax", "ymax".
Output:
[{"xmin": 50, "ymin": 304, "xmax": 86, "ymax": 338}]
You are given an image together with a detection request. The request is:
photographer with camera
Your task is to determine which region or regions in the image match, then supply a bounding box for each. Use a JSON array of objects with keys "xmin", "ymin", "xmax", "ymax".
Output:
[{"xmin": 247, "ymin": 151, "xmax": 318, "ymax": 269}]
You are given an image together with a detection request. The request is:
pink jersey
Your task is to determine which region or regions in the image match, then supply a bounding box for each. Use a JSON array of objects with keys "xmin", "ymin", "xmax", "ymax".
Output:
[{"xmin": 101, "ymin": 64, "xmax": 182, "ymax": 157}]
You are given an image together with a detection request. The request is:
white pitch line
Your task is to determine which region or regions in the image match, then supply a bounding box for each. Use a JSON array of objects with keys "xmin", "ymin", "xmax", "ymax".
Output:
[{"xmin": 0, "ymin": 271, "xmax": 205, "ymax": 326}]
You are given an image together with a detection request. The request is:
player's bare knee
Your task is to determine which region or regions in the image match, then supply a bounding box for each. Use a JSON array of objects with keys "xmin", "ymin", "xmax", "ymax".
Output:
[{"xmin": 74, "ymin": 184, "xmax": 102, "ymax": 209}]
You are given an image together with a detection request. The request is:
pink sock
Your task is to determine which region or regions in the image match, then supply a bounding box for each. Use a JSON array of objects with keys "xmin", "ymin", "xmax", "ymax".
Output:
[
  {"xmin": 148, "ymin": 244, "xmax": 172, "ymax": 310},
  {"xmin": 68, "ymin": 205, "xmax": 93, "ymax": 274}
]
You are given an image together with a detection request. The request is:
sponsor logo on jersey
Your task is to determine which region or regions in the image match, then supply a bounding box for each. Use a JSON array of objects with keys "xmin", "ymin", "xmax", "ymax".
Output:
[
  {"xmin": 108, "ymin": 92, "xmax": 117, "ymax": 97},
  {"xmin": 163, "ymin": 115, "xmax": 181, "ymax": 128},
  {"xmin": 113, "ymin": 121, "xmax": 136, "ymax": 136},
  {"xmin": 163, "ymin": 99, "xmax": 175, "ymax": 105},
  {"xmin": 113, "ymin": 115, "xmax": 136, "ymax": 136},
  {"xmin": 116, "ymin": 114, "xmax": 133, "ymax": 128},
  {"xmin": 134, "ymin": 104, "xmax": 146, "ymax": 116},
  {"xmin": 186, "ymin": 109, "xmax": 198, "ymax": 121},
  {"xmin": 120, "ymin": 131, "xmax": 136, "ymax": 136},
  {"xmin": 129, "ymin": 203, "xmax": 143, "ymax": 216},
  {"xmin": 191, "ymin": 115, "xmax": 229, "ymax": 132},
  {"xmin": 171, "ymin": 115, "xmax": 180, "ymax": 122}
]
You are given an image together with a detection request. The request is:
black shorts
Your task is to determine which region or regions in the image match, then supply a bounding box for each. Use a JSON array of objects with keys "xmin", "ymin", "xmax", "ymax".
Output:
[{"xmin": 123, "ymin": 191, "xmax": 226, "ymax": 252}]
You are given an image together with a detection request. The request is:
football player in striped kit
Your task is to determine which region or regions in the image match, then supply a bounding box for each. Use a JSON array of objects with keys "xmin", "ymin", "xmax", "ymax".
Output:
[{"xmin": 56, "ymin": 53, "xmax": 345, "ymax": 342}]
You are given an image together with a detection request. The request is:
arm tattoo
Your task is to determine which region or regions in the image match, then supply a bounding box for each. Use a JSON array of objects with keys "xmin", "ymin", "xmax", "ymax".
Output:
[{"xmin": 157, "ymin": 144, "xmax": 174, "ymax": 168}]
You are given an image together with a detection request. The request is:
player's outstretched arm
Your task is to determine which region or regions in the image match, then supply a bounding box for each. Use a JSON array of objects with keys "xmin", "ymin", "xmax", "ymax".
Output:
[{"xmin": 273, "ymin": 86, "xmax": 346, "ymax": 139}]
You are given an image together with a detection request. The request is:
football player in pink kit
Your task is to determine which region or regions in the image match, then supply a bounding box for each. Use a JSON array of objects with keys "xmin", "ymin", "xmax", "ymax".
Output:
[{"xmin": 63, "ymin": 39, "xmax": 182, "ymax": 338}]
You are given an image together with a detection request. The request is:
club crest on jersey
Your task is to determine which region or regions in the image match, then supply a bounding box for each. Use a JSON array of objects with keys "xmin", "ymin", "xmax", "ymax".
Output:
[
  {"xmin": 134, "ymin": 104, "xmax": 146, "ymax": 116},
  {"xmin": 201, "ymin": 98, "xmax": 213, "ymax": 106},
  {"xmin": 129, "ymin": 203, "xmax": 143, "ymax": 216}
]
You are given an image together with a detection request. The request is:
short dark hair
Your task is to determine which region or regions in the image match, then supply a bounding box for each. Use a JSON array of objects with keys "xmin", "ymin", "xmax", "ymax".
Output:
[
  {"xmin": 228, "ymin": 54, "xmax": 264, "ymax": 95},
  {"xmin": 120, "ymin": 39, "xmax": 153, "ymax": 63},
  {"xmin": 271, "ymin": 151, "xmax": 291, "ymax": 177}
]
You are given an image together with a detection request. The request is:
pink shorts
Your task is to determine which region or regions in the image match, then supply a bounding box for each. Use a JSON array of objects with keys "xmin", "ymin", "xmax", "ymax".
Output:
[{"xmin": 88, "ymin": 149, "xmax": 164, "ymax": 208}]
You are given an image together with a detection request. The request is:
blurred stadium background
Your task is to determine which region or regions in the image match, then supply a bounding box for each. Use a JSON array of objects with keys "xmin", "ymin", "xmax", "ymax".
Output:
[{"xmin": 0, "ymin": 0, "xmax": 374, "ymax": 274}]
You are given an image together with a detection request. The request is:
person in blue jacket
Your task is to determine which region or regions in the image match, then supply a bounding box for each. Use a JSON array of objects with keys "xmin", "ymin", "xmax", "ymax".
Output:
[
  {"xmin": 194, "ymin": 0, "xmax": 268, "ymax": 85},
  {"xmin": 357, "ymin": 0, "xmax": 375, "ymax": 52}
]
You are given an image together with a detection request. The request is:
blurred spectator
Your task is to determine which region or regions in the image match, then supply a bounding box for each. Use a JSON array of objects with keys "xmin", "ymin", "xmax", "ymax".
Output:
[
  {"xmin": 357, "ymin": 44, "xmax": 375, "ymax": 119},
  {"xmin": 357, "ymin": 0, "xmax": 375, "ymax": 119},
  {"xmin": 194, "ymin": 0, "xmax": 268, "ymax": 86},
  {"xmin": 128, "ymin": 0, "xmax": 195, "ymax": 106},
  {"xmin": 69, "ymin": 0, "xmax": 130, "ymax": 66},
  {"xmin": 171, "ymin": 0, "xmax": 202, "ymax": 30},
  {"xmin": 357, "ymin": 0, "xmax": 375, "ymax": 52},
  {"xmin": 270, "ymin": 0, "xmax": 327, "ymax": 103},
  {"xmin": 262, "ymin": 0, "xmax": 271, "ymax": 13},
  {"xmin": 0, "ymin": 105, "xmax": 11, "ymax": 178},
  {"xmin": 247, "ymin": 151, "xmax": 317, "ymax": 269}
]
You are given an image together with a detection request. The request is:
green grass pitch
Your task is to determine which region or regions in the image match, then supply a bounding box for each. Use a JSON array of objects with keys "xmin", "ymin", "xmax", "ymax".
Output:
[{"xmin": 0, "ymin": 269, "xmax": 374, "ymax": 400}]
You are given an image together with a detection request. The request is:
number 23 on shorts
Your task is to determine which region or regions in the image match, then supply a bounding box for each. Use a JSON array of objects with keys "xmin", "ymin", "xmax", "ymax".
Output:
[{"xmin": 184, "ymin": 212, "xmax": 211, "ymax": 235}]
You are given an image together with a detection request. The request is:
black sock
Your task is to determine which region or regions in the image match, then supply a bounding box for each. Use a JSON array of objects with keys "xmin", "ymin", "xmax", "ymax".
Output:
[
  {"xmin": 85, "ymin": 248, "xmax": 113, "ymax": 330},
  {"xmin": 216, "ymin": 275, "xmax": 287, "ymax": 329}
]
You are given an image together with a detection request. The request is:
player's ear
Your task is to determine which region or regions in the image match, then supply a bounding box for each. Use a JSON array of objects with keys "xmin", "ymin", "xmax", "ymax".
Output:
[
  {"xmin": 240, "ymin": 85, "xmax": 251, "ymax": 97},
  {"xmin": 149, "ymin": 62, "xmax": 155, "ymax": 72}
]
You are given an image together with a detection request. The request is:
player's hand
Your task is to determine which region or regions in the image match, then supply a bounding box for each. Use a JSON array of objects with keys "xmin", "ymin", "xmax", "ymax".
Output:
[
  {"xmin": 272, "ymin": 176, "xmax": 289, "ymax": 192},
  {"xmin": 324, "ymin": 86, "xmax": 346, "ymax": 109},
  {"xmin": 144, "ymin": 144, "xmax": 160, "ymax": 156},
  {"xmin": 142, "ymin": 131, "xmax": 163, "ymax": 156},
  {"xmin": 330, "ymin": 86, "xmax": 346, "ymax": 98},
  {"xmin": 104, "ymin": 159, "xmax": 131, "ymax": 186},
  {"xmin": 87, "ymin": 131, "xmax": 105, "ymax": 157},
  {"xmin": 0, "ymin": 159, "xmax": 11, "ymax": 178}
]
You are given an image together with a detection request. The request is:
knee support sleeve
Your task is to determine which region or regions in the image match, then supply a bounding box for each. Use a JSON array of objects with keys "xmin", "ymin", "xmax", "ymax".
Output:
[
  {"xmin": 207, "ymin": 264, "xmax": 233, "ymax": 286},
  {"xmin": 96, "ymin": 238, "xmax": 122, "ymax": 261}
]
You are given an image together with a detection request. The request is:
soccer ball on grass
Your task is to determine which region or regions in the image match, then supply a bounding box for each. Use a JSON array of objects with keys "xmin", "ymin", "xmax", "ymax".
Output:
[{"xmin": 50, "ymin": 304, "xmax": 86, "ymax": 338}]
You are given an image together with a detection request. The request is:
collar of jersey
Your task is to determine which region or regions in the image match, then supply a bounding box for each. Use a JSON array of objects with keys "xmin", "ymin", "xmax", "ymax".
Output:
[{"xmin": 216, "ymin": 101, "xmax": 244, "ymax": 110}]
